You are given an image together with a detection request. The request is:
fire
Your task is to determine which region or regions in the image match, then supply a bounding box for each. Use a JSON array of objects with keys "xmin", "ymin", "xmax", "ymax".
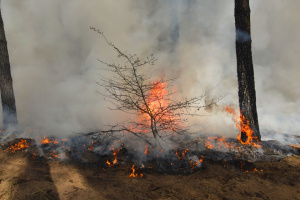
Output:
[
  {"xmin": 88, "ymin": 141, "xmax": 94, "ymax": 151},
  {"xmin": 291, "ymin": 144, "xmax": 300, "ymax": 149},
  {"xmin": 50, "ymin": 151, "xmax": 60, "ymax": 158},
  {"xmin": 175, "ymin": 149, "xmax": 189, "ymax": 159},
  {"xmin": 144, "ymin": 145, "xmax": 148, "ymax": 155},
  {"xmin": 4, "ymin": 139, "xmax": 29, "ymax": 153},
  {"xmin": 32, "ymin": 153, "xmax": 37, "ymax": 159},
  {"xmin": 190, "ymin": 161, "xmax": 198, "ymax": 170},
  {"xmin": 199, "ymin": 156, "xmax": 204, "ymax": 163},
  {"xmin": 204, "ymin": 136, "xmax": 234, "ymax": 150},
  {"xmin": 217, "ymin": 137, "xmax": 233, "ymax": 148},
  {"xmin": 137, "ymin": 81, "xmax": 181, "ymax": 135},
  {"xmin": 129, "ymin": 165, "xmax": 143, "ymax": 178},
  {"xmin": 41, "ymin": 136, "xmax": 59, "ymax": 145},
  {"xmin": 106, "ymin": 141, "xmax": 123, "ymax": 167},
  {"xmin": 106, "ymin": 160, "xmax": 115, "ymax": 167},
  {"xmin": 224, "ymin": 105, "xmax": 261, "ymax": 147},
  {"xmin": 205, "ymin": 137, "xmax": 215, "ymax": 149},
  {"xmin": 62, "ymin": 138, "xmax": 68, "ymax": 143}
]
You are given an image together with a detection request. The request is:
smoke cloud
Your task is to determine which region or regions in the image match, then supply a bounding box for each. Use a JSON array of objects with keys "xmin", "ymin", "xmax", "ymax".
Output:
[{"xmin": 0, "ymin": 0, "xmax": 299, "ymax": 141}]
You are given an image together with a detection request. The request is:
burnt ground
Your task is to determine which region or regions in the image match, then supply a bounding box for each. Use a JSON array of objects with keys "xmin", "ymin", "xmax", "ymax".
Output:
[{"xmin": 0, "ymin": 147, "xmax": 299, "ymax": 200}]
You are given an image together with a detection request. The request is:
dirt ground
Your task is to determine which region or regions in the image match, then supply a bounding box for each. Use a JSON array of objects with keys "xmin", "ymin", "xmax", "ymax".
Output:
[{"xmin": 0, "ymin": 149, "xmax": 299, "ymax": 200}]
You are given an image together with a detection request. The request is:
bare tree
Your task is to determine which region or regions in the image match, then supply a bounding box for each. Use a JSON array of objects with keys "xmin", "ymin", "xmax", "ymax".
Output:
[
  {"xmin": 0, "ymin": 9, "xmax": 18, "ymax": 129},
  {"xmin": 234, "ymin": 0, "xmax": 261, "ymax": 142},
  {"xmin": 90, "ymin": 27, "xmax": 208, "ymax": 144}
]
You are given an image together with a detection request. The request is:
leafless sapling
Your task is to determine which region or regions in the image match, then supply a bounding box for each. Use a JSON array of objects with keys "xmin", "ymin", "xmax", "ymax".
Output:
[{"xmin": 90, "ymin": 27, "xmax": 213, "ymax": 145}]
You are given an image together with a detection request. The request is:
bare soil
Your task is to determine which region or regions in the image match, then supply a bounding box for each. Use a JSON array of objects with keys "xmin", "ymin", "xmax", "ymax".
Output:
[{"xmin": 0, "ymin": 149, "xmax": 299, "ymax": 200}]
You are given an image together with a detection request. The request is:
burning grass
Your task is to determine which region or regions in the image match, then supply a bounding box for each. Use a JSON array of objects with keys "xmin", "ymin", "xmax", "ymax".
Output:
[{"xmin": 4, "ymin": 139, "xmax": 29, "ymax": 153}]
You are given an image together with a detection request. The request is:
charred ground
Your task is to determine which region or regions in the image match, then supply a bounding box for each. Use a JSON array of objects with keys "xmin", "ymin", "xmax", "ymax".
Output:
[{"xmin": 0, "ymin": 137, "xmax": 299, "ymax": 200}]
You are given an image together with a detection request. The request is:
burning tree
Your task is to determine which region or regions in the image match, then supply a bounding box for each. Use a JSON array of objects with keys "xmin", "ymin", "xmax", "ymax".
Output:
[
  {"xmin": 234, "ymin": 0, "xmax": 261, "ymax": 142},
  {"xmin": 90, "ymin": 27, "xmax": 207, "ymax": 144},
  {"xmin": 0, "ymin": 9, "xmax": 18, "ymax": 129}
]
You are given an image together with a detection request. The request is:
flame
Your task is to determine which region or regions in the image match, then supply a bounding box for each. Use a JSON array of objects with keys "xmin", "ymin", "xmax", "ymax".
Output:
[
  {"xmin": 144, "ymin": 145, "xmax": 148, "ymax": 155},
  {"xmin": 41, "ymin": 136, "xmax": 51, "ymax": 144},
  {"xmin": 224, "ymin": 106, "xmax": 261, "ymax": 147},
  {"xmin": 190, "ymin": 156, "xmax": 204, "ymax": 170},
  {"xmin": 32, "ymin": 153, "xmax": 37, "ymax": 159},
  {"xmin": 129, "ymin": 165, "xmax": 143, "ymax": 178},
  {"xmin": 175, "ymin": 149, "xmax": 189, "ymax": 159},
  {"xmin": 4, "ymin": 139, "xmax": 30, "ymax": 153},
  {"xmin": 62, "ymin": 138, "xmax": 68, "ymax": 143},
  {"xmin": 204, "ymin": 136, "xmax": 234, "ymax": 150},
  {"xmin": 205, "ymin": 137, "xmax": 215, "ymax": 149},
  {"xmin": 106, "ymin": 160, "xmax": 114, "ymax": 167},
  {"xmin": 190, "ymin": 161, "xmax": 198, "ymax": 170},
  {"xmin": 41, "ymin": 136, "xmax": 59, "ymax": 145},
  {"xmin": 199, "ymin": 156, "xmax": 204, "ymax": 163},
  {"xmin": 106, "ymin": 141, "xmax": 123, "ymax": 167},
  {"xmin": 50, "ymin": 151, "xmax": 60, "ymax": 158},
  {"xmin": 135, "ymin": 81, "xmax": 182, "ymax": 135},
  {"xmin": 217, "ymin": 137, "xmax": 233, "ymax": 148},
  {"xmin": 88, "ymin": 141, "xmax": 94, "ymax": 151},
  {"xmin": 291, "ymin": 144, "xmax": 300, "ymax": 149}
]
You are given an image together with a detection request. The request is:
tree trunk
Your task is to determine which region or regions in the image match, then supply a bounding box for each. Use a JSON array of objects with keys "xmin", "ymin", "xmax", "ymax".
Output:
[
  {"xmin": 0, "ymin": 10, "xmax": 18, "ymax": 128},
  {"xmin": 234, "ymin": 0, "xmax": 261, "ymax": 142}
]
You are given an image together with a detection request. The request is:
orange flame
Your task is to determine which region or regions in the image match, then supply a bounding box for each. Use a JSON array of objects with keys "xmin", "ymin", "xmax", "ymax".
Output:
[
  {"xmin": 106, "ymin": 141, "xmax": 123, "ymax": 167},
  {"xmin": 190, "ymin": 161, "xmax": 197, "ymax": 170},
  {"xmin": 41, "ymin": 136, "xmax": 59, "ymax": 145},
  {"xmin": 224, "ymin": 105, "xmax": 261, "ymax": 147},
  {"xmin": 204, "ymin": 136, "xmax": 234, "ymax": 149},
  {"xmin": 136, "ymin": 81, "xmax": 181, "ymax": 135},
  {"xmin": 175, "ymin": 149, "xmax": 189, "ymax": 159},
  {"xmin": 144, "ymin": 145, "xmax": 149, "ymax": 155},
  {"xmin": 88, "ymin": 141, "xmax": 94, "ymax": 151},
  {"xmin": 205, "ymin": 138, "xmax": 215, "ymax": 149},
  {"xmin": 4, "ymin": 139, "xmax": 30, "ymax": 153},
  {"xmin": 129, "ymin": 165, "xmax": 143, "ymax": 178},
  {"xmin": 291, "ymin": 144, "xmax": 300, "ymax": 149},
  {"xmin": 50, "ymin": 151, "xmax": 60, "ymax": 158},
  {"xmin": 199, "ymin": 156, "xmax": 204, "ymax": 163}
]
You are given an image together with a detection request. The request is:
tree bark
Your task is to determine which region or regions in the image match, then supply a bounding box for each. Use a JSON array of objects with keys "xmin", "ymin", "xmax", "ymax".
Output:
[
  {"xmin": 234, "ymin": 0, "xmax": 261, "ymax": 142},
  {"xmin": 0, "ymin": 10, "xmax": 18, "ymax": 128}
]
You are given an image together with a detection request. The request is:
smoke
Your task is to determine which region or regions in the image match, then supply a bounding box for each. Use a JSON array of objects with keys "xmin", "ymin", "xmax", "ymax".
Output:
[{"xmin": 0, "ymin": 0, "xmax": 299, "ymax": 143}]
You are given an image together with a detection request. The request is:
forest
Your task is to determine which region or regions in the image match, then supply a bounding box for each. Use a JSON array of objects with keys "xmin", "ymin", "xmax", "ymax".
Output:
[{"xmin": 0, "ymin": 1, "xmax": 299, "ymax": 199}]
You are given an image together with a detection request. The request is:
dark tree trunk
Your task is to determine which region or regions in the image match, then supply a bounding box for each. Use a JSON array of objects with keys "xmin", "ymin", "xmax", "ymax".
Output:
[
  {"xmin": 0, "ymin": 10, "xmax": 18, "ymax": 128},
  {"xmin": 234, "ymin": 0, "xmax": 261, "ymax": 142}
]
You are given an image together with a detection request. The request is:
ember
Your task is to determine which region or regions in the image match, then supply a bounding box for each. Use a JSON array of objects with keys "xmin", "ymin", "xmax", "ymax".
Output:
[
  {"xmin": 205, "ymin": 138, "xmax": 215, "ymax": 149},
  {"xmin": 88, "ymin": 142, "xmax": 94, "ymax": 151},
  {"xmin": 4, "ymin": 139, "xmax": 29, "ymax": 153},
  {"xmin": 175, "ymin": 149, "xmax": 189, "ymax": 159},
  {"xmin": 50, "ymin": 151, "xmax": 60, "ymax": 158}
]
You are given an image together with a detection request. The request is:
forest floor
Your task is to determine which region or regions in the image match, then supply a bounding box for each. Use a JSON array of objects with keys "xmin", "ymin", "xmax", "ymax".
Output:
[{"xmin": 0, "ymin": 148, "xmax": 299, "ymax": 200}]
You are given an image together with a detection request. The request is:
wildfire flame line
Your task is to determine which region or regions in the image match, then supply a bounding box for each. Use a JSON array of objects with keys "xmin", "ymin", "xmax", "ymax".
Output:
[{"xmin": 224, "ymin": 106, "xmax": 261, "ymax": 148}]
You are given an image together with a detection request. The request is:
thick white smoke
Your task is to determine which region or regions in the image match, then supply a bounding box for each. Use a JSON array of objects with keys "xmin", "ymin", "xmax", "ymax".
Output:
[{"xmin": 0, "ymin": 0, "xmax": 299, "ymax": 142}]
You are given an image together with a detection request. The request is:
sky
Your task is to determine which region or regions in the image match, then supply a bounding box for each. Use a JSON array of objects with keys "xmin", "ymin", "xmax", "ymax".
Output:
[{"xmin": 0, "ymin": 0, "xmax": 299, "ymax": 142}]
